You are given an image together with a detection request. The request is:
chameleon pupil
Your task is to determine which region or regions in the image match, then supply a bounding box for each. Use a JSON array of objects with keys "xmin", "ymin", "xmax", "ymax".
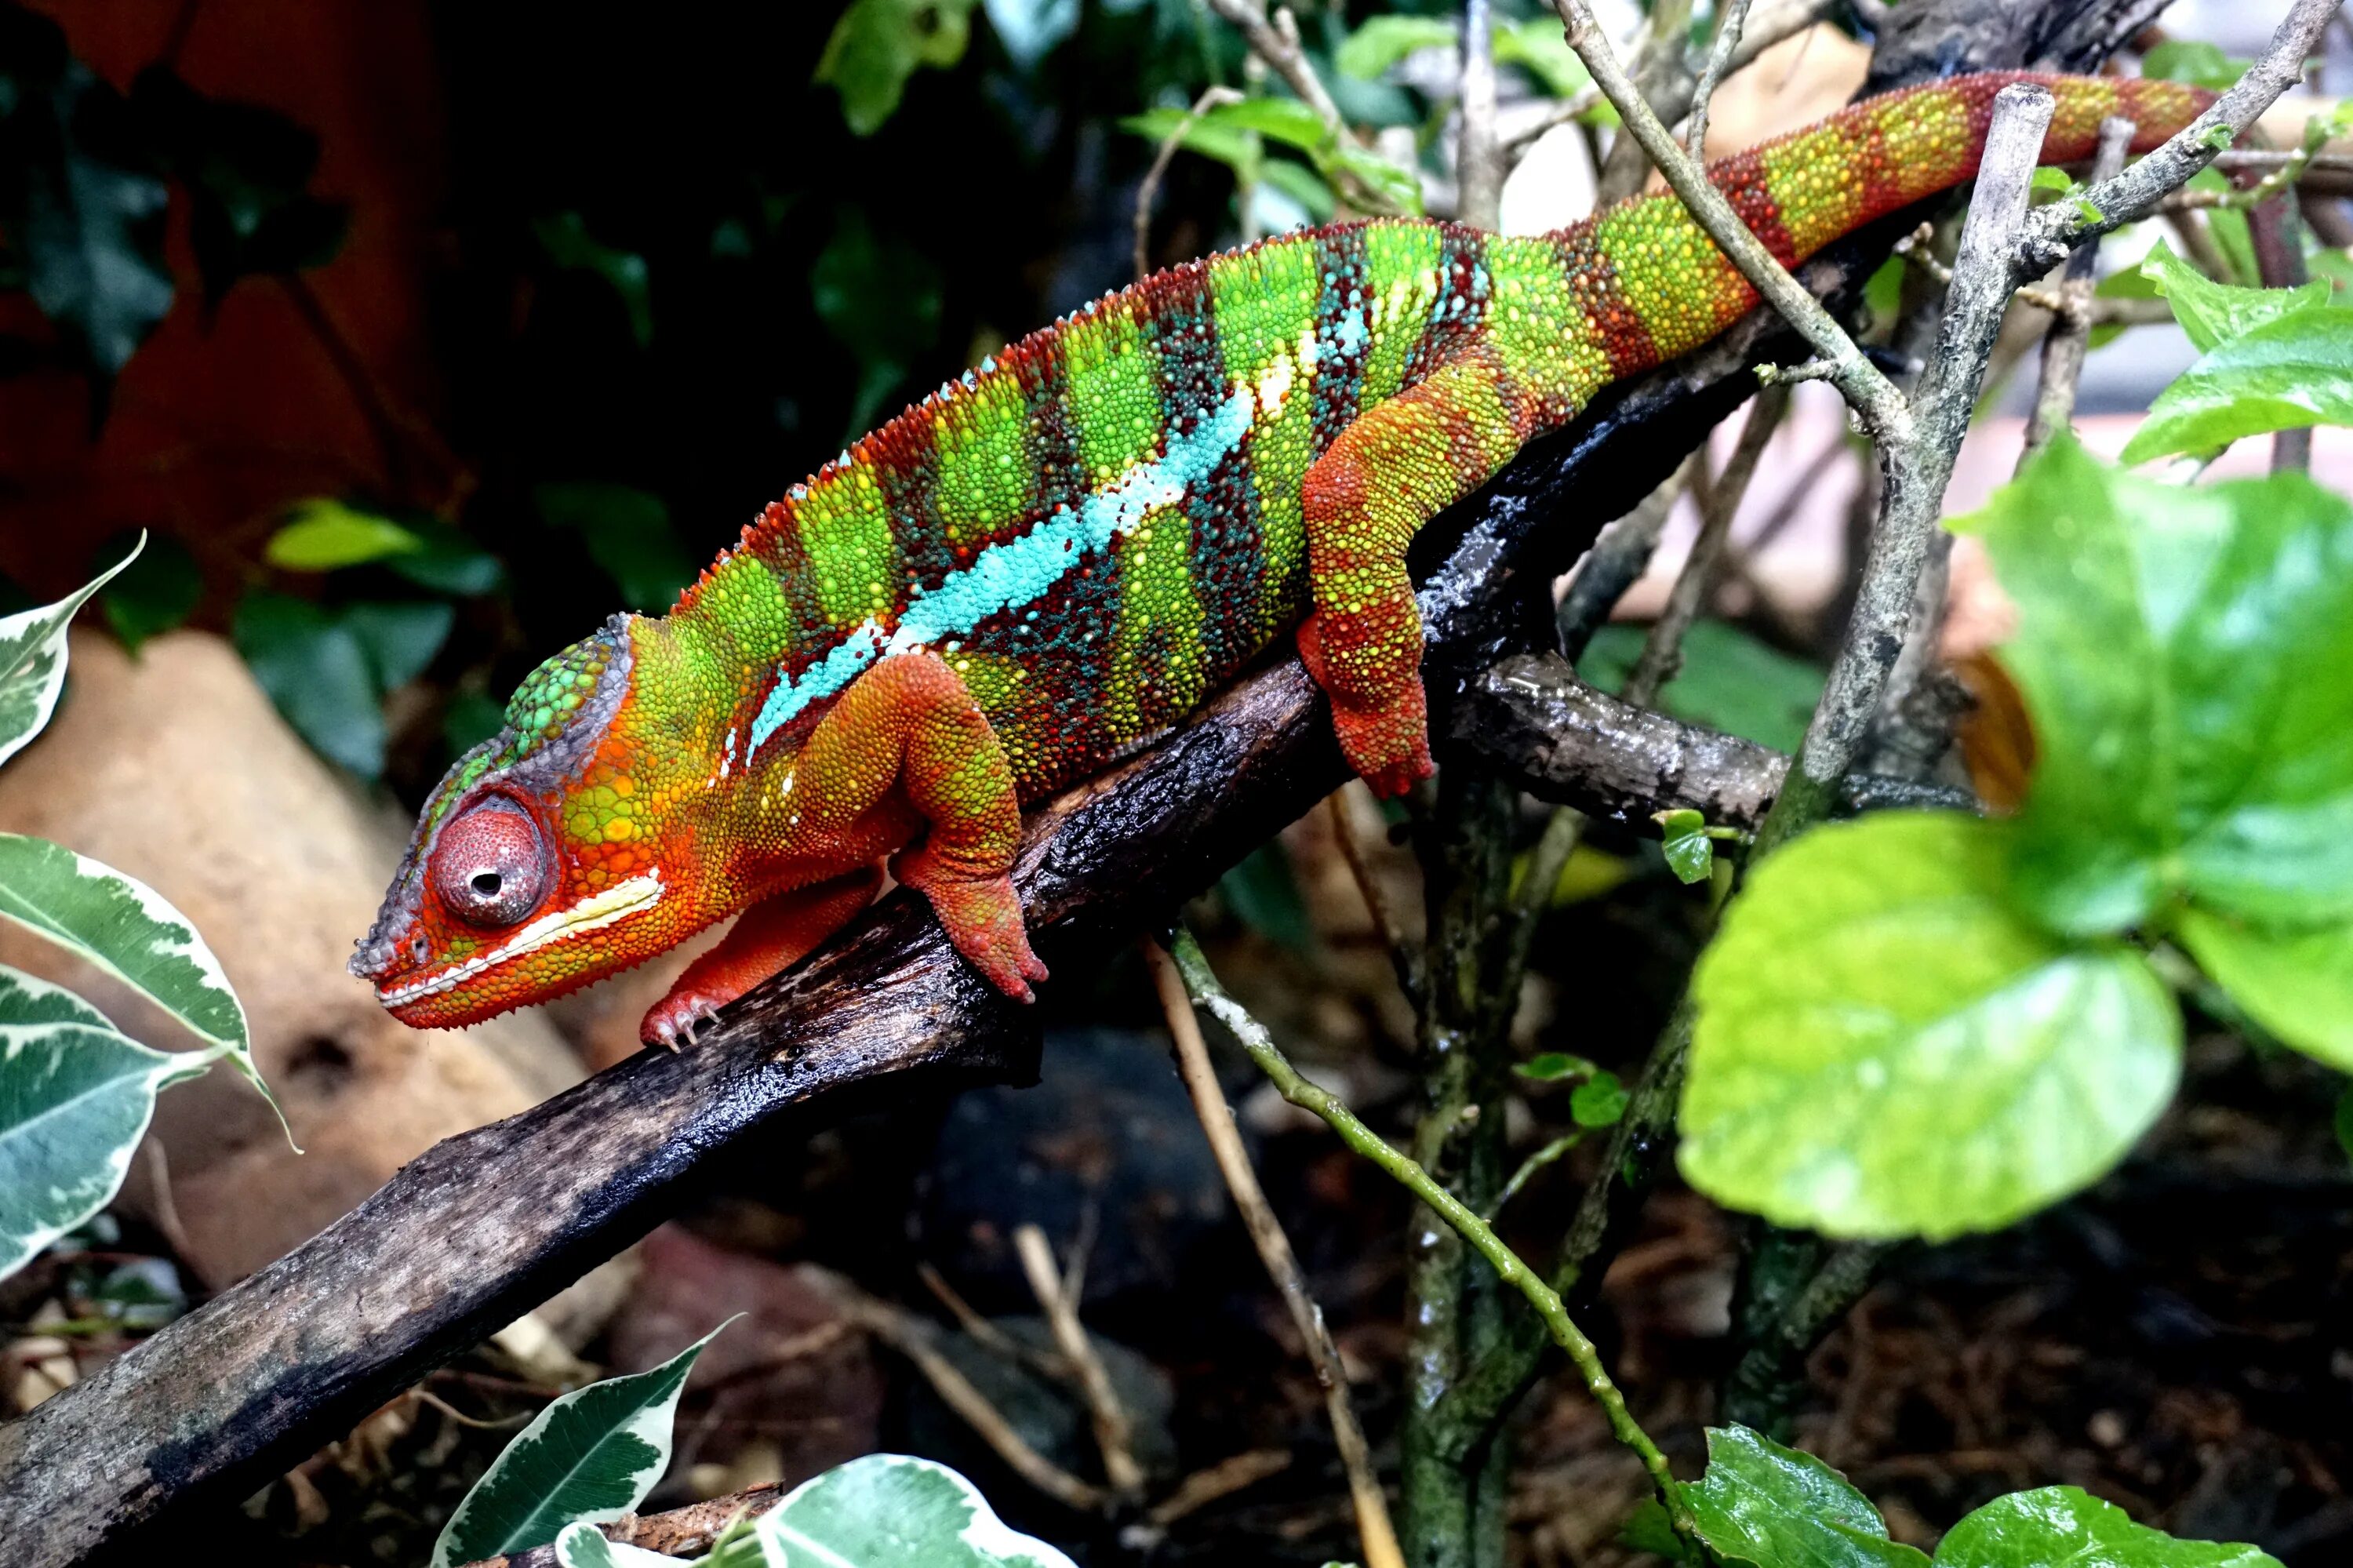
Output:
[{"xmin": 473, "ymin": 872, "xmax": 502, "ymax": 897}]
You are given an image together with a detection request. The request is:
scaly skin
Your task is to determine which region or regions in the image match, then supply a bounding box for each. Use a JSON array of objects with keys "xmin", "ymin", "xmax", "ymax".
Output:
[{"xmin": 354, "ymin": 72, "xmax": 2211, "ymax": 1042}]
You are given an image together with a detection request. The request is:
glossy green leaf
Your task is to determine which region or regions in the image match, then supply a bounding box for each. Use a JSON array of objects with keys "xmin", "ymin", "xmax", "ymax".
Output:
[
  {"xmin": 1682, "ymin": 813, "xmax": 2179, "ymax": 1240},
  {"xmin": 2174, "ymin": 909, "xmax": 2353, "ymax": 1071},
  {"xmin": 2120, "ymin": 307, "xmax": 2353, "ymax": 463},
  {"xmin": 751, "ymin": 1454, "xmax": 1079, "ymax": 1568},
  {"xmin": 1260, "ymin": 158, "xmax": 1337, "ymax": 224},
  {"xmin": 534, "ymin": 483, "xmax": 696, "ymax": 613},
  {"xmin": 1318, "ymin": 140, "xmax": 1423, "ymax": 216},
  {"xmin": 1658, "ymin": 809, "xmax": 1715, "ymax": 885},
  {"xmin": 0, "ymin": 964, "xmax": 109, "ymax": 1031},
  {"xmin": 433, "ymin": 1321, "xmax": 733, "ymax": 1567},
  {"xmin": 264, "ymin": 500, "xmax": 422, "ymax": 572},
  {"xmin": 1495, "ymin": 20, "xmax": 1592, "ymax": 100},
  {"xmin": 1570, "ymin": 1069, "xmax": 1627, "ymax": 1129},
  {"xmin": 1204, "ymin": 96, "xmax": 1330, "ymax": 152},
  {"xmin": 1118, "ymin": 108, "xmax": 1260, "ymax": 176},
  {"xmin": 552, "ymin": 1523, "xmax": 680, "ymax": 1568},
  {"xmin": 0, "ymin": 1014, "xmax": 218, "ymax": 1282},
  {"xmin": 1933, "ymin": 1486, "xmax": 2279, "ymax": 1566},
  {"xmin": 1335, "ymin": 16, "xmax": 1457, "ymax": 80},
  {"xmin": 2089, "ymin": 264, "xmax": 2162, "ymax": 351},
  {"xmin": 96, "ymin": 533, "xmax": 200, "ymax": 654},
  {"xmin": 1958, "ymin": 438, "xmax": 2353, "ymax": 932},
  {"xmin": 1679, "ymin": 1426, "xmax": 1928, "ymax": 1568},
  {"xmin": 2138, "ymin": 238, "xmax": 2329, "ymax": 355},
  {"xmin": 340, "ymin": 600, "xmax": 455, "ymax": 693},
  {"xmin": 0, "ymin": 534, "xmax": 141, "ymax": 769},
  {"xmin": 1579, "ymin": 621, "xmax": 1827, "ymax": 754},
  {"xmin": 232, "ymin": 591, "xmax": 384, "ymax": 778},
  {"xmin": 535, "ymin": 213, "xmax": 652, "ymax": 349},
  {"xmin": 816, "ymin": 0, "xmax": 980, "ymax": 136}
]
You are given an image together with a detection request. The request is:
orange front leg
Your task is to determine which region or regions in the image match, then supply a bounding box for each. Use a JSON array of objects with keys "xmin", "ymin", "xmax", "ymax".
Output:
[
  {"xmin": 642, "ymin": 865, "xmax": 883, "ymax": 1047},
  {"xmin": 1300, "ymin": 348, "xmax": 1535, "ymax": 796},
  {"xmin": 787, "ymin": 651, "xmax": 1049, "ymax": 1003}
]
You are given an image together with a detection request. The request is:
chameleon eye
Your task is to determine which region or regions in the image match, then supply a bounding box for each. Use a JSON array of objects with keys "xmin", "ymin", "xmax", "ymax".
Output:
[{"xmin": 430, "ymin": 797, "xmax": 549, "ymax": 928}]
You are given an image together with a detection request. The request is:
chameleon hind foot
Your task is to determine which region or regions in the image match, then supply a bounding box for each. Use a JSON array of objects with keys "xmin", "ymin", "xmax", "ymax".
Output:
[
  {"xmin": 1296, "ymin": 611, "xmax": 1433, "ymax": 799},
  {"xmin": 639, "ymin": 865, "xmax": 883, "ymax": 1047}
]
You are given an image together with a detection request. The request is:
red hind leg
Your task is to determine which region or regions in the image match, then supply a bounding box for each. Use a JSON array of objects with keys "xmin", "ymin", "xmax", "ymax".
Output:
[
  {"xmin": 1299, "ymin": 347, "xmax": 1533, "ymax": 796},
  {"xmin": 641, "ymin": 864, "xmax": 883, "ymax": 1047}
]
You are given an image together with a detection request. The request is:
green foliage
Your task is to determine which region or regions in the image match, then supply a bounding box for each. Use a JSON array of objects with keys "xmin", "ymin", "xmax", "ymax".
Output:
[
  {"xmin": 1514, "ymin": 1051, "xmax": 1595, "ymax": 1083},
  {"xmin": 1962, "ymin": 438, "xmax": 2353, "ymax": 935},
  {"xmin": 1121, "ymin": 94, "xmax": 1423, "ymax": 220},
  {"xmin": 2173, "ymin": 911, "xmax": 2353, "ymax": 1070},
  {"xmin": 2140, "ymin": 40, "xmax": 2249, "ymax": 90},
  {"xmin": 1217, "ymin": 839, "xmax": 1314, "ymax": 951},
  {"xmin": 1675, "ymin": 1426, "xmax": 2281, "ymax": 1567},
  {"xmin": 95, "ymin": 533, "xmax": 201, "ymax": 654},
  {"xmin": 1579, "ymin": 620, "xmax": 1827, "ymax": 754},
  {"xmin": 1334, "ymin": 16, "xmax": 1457, "ymax": 80},
  {"xmin": 432, "ymin": 1321, "xmax": 733, "ymax": 1567},
  {"xmin": 535, "ymin": 213, "xmax": 653, "ymax": 350},
  {"xmin": 1493, "ymin": 20, "xmax": 1594, "ymax": 102},
  {"xmin": 2137, "ymin": 238, "xmax": 2330, "ymax": 355},
  {"xmin": 1657, "ymin": 809, "xmax": 1715, "ymax": 885},
  {"xmin": 812, "ymin": 207, "xmax": 945, "ymax": 438},
  {"xmin": 747, "ymin": 1454, "xmax": 1081, "ymax": 1567},
  {"xmin": 1569, "ymin": 1069, "xmax": 1628, "ymax": 1129},
  {"xmin": 1682, "ymin": 813, "xmax": 2180, "ymax": 1240},
  {"xmin": 534, "ymin": 482, "xmax": 697, "ymax": 613},
  {"xmin": 264, "ymin": 499, "xmax": 423, "ymax": 572},
  {"xmin": 2119, "ymin": 307, "xmax": 2353, "ymax": 464},
  {"xmin": 233, "ymin": 591, "xmax": 390, "ymax": 777},
  {"xmin": 817, "ymin": 0, "xmax": 981, "ymax": 136}
]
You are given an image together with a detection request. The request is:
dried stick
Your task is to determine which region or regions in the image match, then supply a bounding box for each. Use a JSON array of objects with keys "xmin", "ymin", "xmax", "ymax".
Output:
[
  {"xmin": 1685, "ymin": 0, "xmax": 1757, "ymax": 158},
  {"xmin": 1144, "ymin": 1448, "xmax": 1293, "ymax": 1526},
  {"xmin": 1135, "ymin": 85, "xmax": 1246, "ymax": 280},
  {"xmin": 1327, "ymin": 787, "xmax": 1424, "ymax": 1006},
  {"xmin": 915, "ymin": 1261, "xmax": 1065, "ymax": 1381},
  {"xmin": 1145, "ymin": 942, "xmax": 1406, "ymax": 1568},
  {"xmin": 1013, "ymin": 1224, "xmax": 1147, "ymax": 1501},
  {"xmin": 1458, "ymin": 0, "xmax": 1505, "ymax": 231},
  {"xmin": 2023, "ymin": 117, "xmax": 2140, "ymax": 460}
]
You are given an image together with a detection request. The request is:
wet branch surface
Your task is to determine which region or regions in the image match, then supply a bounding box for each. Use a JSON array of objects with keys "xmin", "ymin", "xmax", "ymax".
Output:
[{"xmin": 0, "ymin": 2, "xmax": 2140, "ymax": 1555}]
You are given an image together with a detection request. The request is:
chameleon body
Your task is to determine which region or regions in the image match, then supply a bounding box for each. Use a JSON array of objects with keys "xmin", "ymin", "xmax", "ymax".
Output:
[{"xmin": 355, "ymin": 71, "xmax": 2208, "ymax": 1043}]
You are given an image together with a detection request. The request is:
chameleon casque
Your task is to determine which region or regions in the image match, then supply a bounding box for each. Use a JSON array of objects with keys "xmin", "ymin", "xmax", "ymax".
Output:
[{"xmin": 355, "ymin": 71, "xmax": 2207, "ymax": 1046}]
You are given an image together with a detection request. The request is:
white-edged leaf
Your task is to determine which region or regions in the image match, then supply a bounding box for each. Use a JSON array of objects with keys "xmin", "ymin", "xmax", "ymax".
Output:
[
  {"xmin": 0, "ymin": 962, "xmax": 111, "ymax": 1030},
  {"xmin": 754, "ymin": 1455, "xmax": 1079, "ymax": 1568},
  {"xmin": 0, "ymin": 834, "xmax": 279, "ymax": 1119},
  {"xmin": 553, "ymin": 1523, "xmax": 687, "ymax": 1568},
  {"xmin": 0, "ymin": 533, "xmax": 144, "ymax": 769},
  {"xmin": 432, "ymin": 1319, "xmax": 736, "ymax": 1567},
  {"xmin": 0, "ymin": 1020, "xmax": 220, "ymax": 1279}
]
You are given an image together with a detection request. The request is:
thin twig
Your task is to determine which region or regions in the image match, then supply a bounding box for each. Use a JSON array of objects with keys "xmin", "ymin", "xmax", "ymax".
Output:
[
  {"xmin": 1554, "ymin": 455, "xmax": 1697, "ymax": 659},
  {"xmin": 1459, "ymin": 0, "xmax": 1505, "ymax": 231},
  {"xmin": 1144, "ymin": 1448, "xmax": 1293, "ymax": 1526},
  {"xmin": 1489, "ymin": 1131, "xmax": 1584, "ymax": 1218},
  {"xmin": 1624, "ymin": 384, "xmax": 1787, "ymax": 704},
  {"xmin": 915, "ymin": 1262, "xmax": 1067, "ymax": 1381},
  {"xmin": 2024, "ymin": 117, "xmax": 2137, "ymax": 461},
  {"xmin": 1013, "ymin": 1224, "xmax": 1147, "ymax": 1501},
  {"xmin": 1593, "ymin": 0, "xmax": 1694, "ymax": 204},
  {"xmin": 1144, "ymin": 943, "xmax": 1406, "ymax": 1568},
  {"xmin": 1327, "ymin": 788, "xmax": 1424, "ymax": 1006},
  {"xmin": 1199, "ymin": 0, "xmax": 1343, "ymax": 132},
  {"xmin": 1135, "ymin": 86, "xmax": 1246, "ymax": 280},
  {"xmin": 838, "ymin": 1290, "xmax": 1111, "ymax": 1514},
  {"xmin": 1162, "ymin": 926, "xmax": 1698, "ymax": 1541},
  {"xmin": 1685, "ymin": 0, "xmax": 1756, "ymax": 158}
]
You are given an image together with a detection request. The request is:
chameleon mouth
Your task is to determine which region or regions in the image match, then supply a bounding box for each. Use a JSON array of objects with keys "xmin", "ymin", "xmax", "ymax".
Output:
[{"xmin": 374, "ymin": 873, "xmax": 666, "ymax": 1009}]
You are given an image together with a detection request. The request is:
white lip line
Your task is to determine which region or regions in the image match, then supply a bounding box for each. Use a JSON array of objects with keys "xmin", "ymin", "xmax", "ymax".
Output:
[{"xmin": 376, "ymin": 873, "xmax": 665, "ymax": 1006}]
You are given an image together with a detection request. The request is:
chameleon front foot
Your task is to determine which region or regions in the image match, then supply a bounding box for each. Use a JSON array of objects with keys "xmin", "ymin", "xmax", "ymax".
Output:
[{"xmin": 638, "ymin": 866, "xmax": 883, "ymax": 1047}]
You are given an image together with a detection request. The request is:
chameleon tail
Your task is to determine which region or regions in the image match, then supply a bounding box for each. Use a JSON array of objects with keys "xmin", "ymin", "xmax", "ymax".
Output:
[{"xmin": 1570, "ymin": 71, "xmax": 2218, "ymax": 370}]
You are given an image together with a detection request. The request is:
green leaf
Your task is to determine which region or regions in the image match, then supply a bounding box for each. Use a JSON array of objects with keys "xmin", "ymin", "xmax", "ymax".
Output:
[
  {"xmin": 1260, "ymin": 158, "xmax": 1337, "ymax": 225},
  {"xmin": 1570, "ymin": 1069, "xmax": 1628, "ymax": 1129},
  {"xmin": 432, "ymin": 1320, "xmax": 734, "ymax": 1567},
  {"xmin": 0, "ymin": 963, "xmax": 109, "ymax": 1031},
  {"xmin": 1514, "ymin": 1051, "xmax": 1593, "ymax": 1082},
  {"xmin": 553, "ymin": 1523, "xmax": 680, "ymax": 1568},
  {"xmin": 1579, "ymin": 621, "xmax": 1827, "ymax": 754},
  {"xmin": 2138, "ymin": 238, "xmax": 2329, "ymax": 355},
  {"xmin": 264, "ymin": 500, "xmax": 422, "ymax": 572},
  {"xmin": 2141, "ymin": 41, "xmax": 2249, "ymax": 91},
  {"xmin": 0, "ymin": 16, "xmax": 174, "ymax": 406},
  {"xmin": 2174, "ymin": 909, "xmax": 2353, "ymax": 1071},
  {"xmin": 1679, "ymin": 1426, "xmax": 1929, "ymax": 1568},
  {"xmin": 0, "ymin": 835, "xmax": 276, "ymax": 1119},
  {"xmin": 340, "ymin": 600, "xmax": 454, "ymax": 693},
  {"xmin": 1959, "ymin": 438, "xmax": 2353, "ymax": 931},
  {"xmin": 816, "ymin": 0, "xmax": 981, "ymax": 136},
  {"xmin": 1657, "ymin": 809, "xmax": 1715, "ymax": 885},
  {"xmin": 1335, "ymin": 16, "xmax": 1457, "ymax": 80},
  {"xmin": 534, "ymin": 213, "xmax": 652, "ymax": 349},
  {"xmin": 1203, "ymin": 96, "xmax": 1330, "ymax": 153},
  {"xmin": 1682, "ymin": 813, "xmax": 2180, "ymax": 1241},
  {"xmin": 1933, "ymin": 1486, "xmax": 2279, "ymax": 1566},
  {"xmin": 2120, "ymin": 306, "xmax": 2353, "ymax": 463},
  {"xmin": 1217, "ymin": 840, "xmax": 1313, "ymax": 951},
  {"xmin": 812, "ymin": 209, "xmax": 944, "ymax": 438},
  {"xmin": 534, "ymin": 482, "xmax": 696, "ymax": 613},
  {"xmin": 0, "ymin": 1015, "xmax": 218, "ymax": 1282},
  {"xmin": 1318, "ymin": 139, "xmax": 1424, "ymax": 216},
  {"xmin": 2030, "ymin": 166, "xmax": 2075, "ymax": 198},
  {"xmin": 232, "ymin": 591, "xmax": 384, "ymax": 777},
  {"xmin": 385, "ymin": 517, "xmax": 504, "ymax": 597},
  {"xmin": 2089, "ymin": 263, "xmax": 2164, "ymax": 351},
  {"xmin": 1494, "ymin": 20, "xmax": 1592, "ymax": 100},
  {"xmin": 0, "ymin": 533, "xmax": 141, "ymax": 768},
  {"xmin": 96, "ymin": 533, "xmax": 200, "ymax": 654},
  {"xmin": 752, "ymin": 1454, "xmax": 1079, "ymax": 1567}
]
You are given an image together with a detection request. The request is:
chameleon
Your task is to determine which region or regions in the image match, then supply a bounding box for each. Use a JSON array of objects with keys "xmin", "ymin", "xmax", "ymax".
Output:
[{"xmin": 355, "ymin": 71, "xmax": 2210, "ymax": 1046}]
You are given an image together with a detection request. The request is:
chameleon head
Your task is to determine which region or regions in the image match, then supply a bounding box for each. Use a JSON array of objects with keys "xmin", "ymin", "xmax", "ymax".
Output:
[{"xmin": 351, "ymin": 615, "xmax": 721, "ymax": 1027}]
